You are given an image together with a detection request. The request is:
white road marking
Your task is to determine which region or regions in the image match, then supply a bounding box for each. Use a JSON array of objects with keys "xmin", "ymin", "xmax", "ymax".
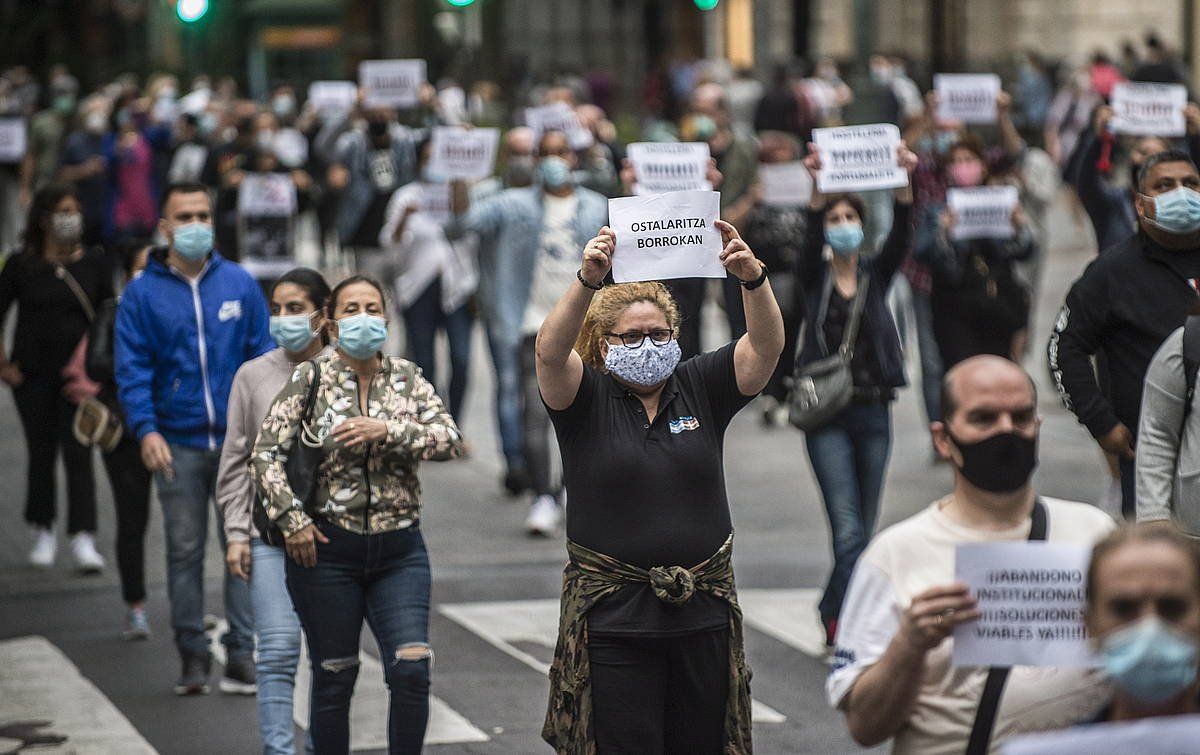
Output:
[
  {"xmin": 0, "ymin": 635, "xmax": 158, "ymax": 754},
  {"xmin": 737, "ymin": 588, "xmax": 828, "ymax": 658}
]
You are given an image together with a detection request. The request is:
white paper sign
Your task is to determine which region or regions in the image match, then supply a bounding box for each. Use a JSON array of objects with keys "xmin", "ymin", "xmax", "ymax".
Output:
[
  {"xmin": 947, "ymin": 186, "xmax": 1020, "ymax": 240},
  {"xmin": 307, "ymin": 81, "xmax": 358, "ymax": 115},
  {"xmin": 525, "ymin": 103, "xmax": 594, "ymax": 150},
  {"xmin": 813, "ymin": 124, "xmax": 907, "ymax": 193},
  {"xmin": 415, "ymin": 181, "xmax": 451, "ymax": 225},
  {"xmin": 628, "ymin": 142, "xmax": 712, "ymax": 195},
  {"xmin": 359, "ymin": 60, "xmax": 427, "ymax": 109},
  {"xmin": 1002, "ymin": 715, "xmax": 1200, "ymax": 755},
  {"xmin": 427, "ymin": 127, "xmax": 500, "ymax": 181},
  {"xmin": 935, "ymin": 73, "xmax": 1002, "ymax": 124},
  {"xmin": 952, "ymin": 542, "xmax": 1096, "ymax": 668},
  {"xmin": 758, "ymin": 161, "xmax": 813, "ymax": 207},
  {"xmin": 271, "ymin": 128, "xmax": 309, "ymax": 169},
  {"xmin": 0, "ymin": 118, "xmax": 27, "ymax": 163},
  {"xmin": 608, "ymin": 190, "xmax": 723, "ymax": 283},
  {"xmin": 238, "ymin": 173, "xmax": 298, "ymax": 218},
  {"xmin": 1111, "ymin": 81, "xmax": 1188, "ymax": 136}
]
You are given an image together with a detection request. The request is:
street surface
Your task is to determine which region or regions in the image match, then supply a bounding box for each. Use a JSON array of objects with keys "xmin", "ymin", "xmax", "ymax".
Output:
[{"xmin": 0, "ymin": 193, "xmax": 1107, "ymax": 754}]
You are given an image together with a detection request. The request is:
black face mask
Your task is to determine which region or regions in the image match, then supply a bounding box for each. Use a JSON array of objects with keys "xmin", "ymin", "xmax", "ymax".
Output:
[
  {"xmin": 946, "ymin": 429, "xmax": 1038, "ymax": 493},
  {"xmin": 367, "ymin": 120, "xmax": 389, "ymax": 140}
]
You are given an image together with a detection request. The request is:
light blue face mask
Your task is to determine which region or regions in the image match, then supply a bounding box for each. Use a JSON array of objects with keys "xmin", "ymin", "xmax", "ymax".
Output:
[
  {"xmin": 1145, "ymin": 186, "xmax": 1200, "ymax": 235},
  {"xmin": 336, "ymin": 313, "xmax": 387, "ymax": 359},
  {"xmin": 173, "ymin": 222, "xmax": 213, "ymax": 260},
  {"xmin": 604, "ymin": 339, "xmax": 681, "ymax": 388},
  {"xmin": 825, "ymin": 222, "xmax": 865, "ymax": 257},
  {"xmin": 270, "ymin": 313, "xmax": 318, "ymax": 353},
  {"xmin": 1101, "ymin": 616, "xmax": 1199, "ymax": 705},
  {"xmin": 538, "ymin": 156, "xmax": 573, "ymax": 190}
]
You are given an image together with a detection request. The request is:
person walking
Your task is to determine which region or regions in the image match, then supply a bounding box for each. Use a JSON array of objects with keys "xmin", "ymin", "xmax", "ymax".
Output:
[
  {"xmin": 115, "ymin": 181, "xmax": 273, "ymax": 695},
  {"xmin": 251, "ymin": 275, "xmax": 464, "ymax": 755},
  {"xmin": 0, "ymin": 183, "xmax": 110, "ymax": 571},
  {"xmin": 797, "ymin": 142, "xmax": 917, "ymax": 646},
  {"xmin": 536, "ymin": 221, "xmax": 784, "ymax": 753},
  {"xmin": 218, "ymin": 268, "xmax": 330, "ymax": 755}
]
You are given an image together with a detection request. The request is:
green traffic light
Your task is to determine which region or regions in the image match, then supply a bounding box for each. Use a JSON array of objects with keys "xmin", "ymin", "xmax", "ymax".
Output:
[
  {"xmin": 177, "ymin": 0, "xmax": 209, "ymax": 22},
  {"xmin": 446, "ymin": 0, "xmax": 475, "ymax": 6},
  {"xmin": 694, "ymin": 0, "xmax": 719, "ymax": 9}
]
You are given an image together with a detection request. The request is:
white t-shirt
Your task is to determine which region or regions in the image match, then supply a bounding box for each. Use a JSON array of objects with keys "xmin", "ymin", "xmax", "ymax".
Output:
[
  {"xmin": 379, "ymin": 182, "xmax": 478, "ymax": 313},
  {"xmin": 522, "ymin": 193, "xmax": 579, "ymax": 335},
  {"xmin": 827, "ymin": 496, "xmax": 1116, "ymax": 755}
]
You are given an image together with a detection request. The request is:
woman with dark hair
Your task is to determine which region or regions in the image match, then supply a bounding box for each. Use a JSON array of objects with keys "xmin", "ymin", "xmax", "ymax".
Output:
[
  {"xmin": 0, "ymin": 183, "xmax": 112, "ymax": 570},
  {"xmin": 252, "ymin": 274, "xmax": 464, "ymax": 754},
  {"xmin": 217, "ymin": 267, "xmax": 331, "ymax": 752}
]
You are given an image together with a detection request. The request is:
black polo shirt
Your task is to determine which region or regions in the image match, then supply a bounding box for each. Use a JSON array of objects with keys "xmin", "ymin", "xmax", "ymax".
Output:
[{"xmin": 547, "ymin": 341, "xmax": 756, "ymax": 635}]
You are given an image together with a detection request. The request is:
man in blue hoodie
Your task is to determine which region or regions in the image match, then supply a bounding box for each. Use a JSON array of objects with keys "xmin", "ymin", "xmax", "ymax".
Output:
[{"xmin": 115, "ymin": 182, "xmax": 273, "ymax": 696}]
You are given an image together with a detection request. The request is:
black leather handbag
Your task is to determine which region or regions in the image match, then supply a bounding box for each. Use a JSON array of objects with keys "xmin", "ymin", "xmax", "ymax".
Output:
[{"xmin": 254, "ymin": 360, "xmax": 323, "ymax": 547}]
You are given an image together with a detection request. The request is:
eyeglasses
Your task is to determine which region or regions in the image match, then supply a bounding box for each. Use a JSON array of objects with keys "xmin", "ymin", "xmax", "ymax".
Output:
[{"xmin": 604, "ymin": 329, "xmax": 674, "ymax": 349}]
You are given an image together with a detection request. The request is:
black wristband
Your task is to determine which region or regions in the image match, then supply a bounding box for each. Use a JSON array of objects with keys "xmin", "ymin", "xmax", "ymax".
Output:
[
  {"xmin": 737, "ymin": 262, "xmax": 769, "ymax": 291},
  {"xmin": 577, "ymin": 269, "xmax": 604, "ymax": 291}
]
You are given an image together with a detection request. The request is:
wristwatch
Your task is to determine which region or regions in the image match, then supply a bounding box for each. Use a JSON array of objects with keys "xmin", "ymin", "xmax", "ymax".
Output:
[{"xmin": 737, "ymin": 262, "xmax": 769, "ymax": 291}]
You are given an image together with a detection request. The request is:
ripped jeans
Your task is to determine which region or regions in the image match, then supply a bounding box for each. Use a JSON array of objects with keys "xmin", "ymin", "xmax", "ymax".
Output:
[{"xmin": 285, "ymin": 521, "xmax": 431, "ymax": 755}]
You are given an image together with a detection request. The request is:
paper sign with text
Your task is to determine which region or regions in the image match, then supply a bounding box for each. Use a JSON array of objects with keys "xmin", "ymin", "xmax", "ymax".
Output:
[
  {"xmin": 427, "ymin": 127, "xmax": 500, "ymax": 181},
  {"xmin": 307, "ymin": 81, "xmax": 358, "ymax": 116},
  {"xmin": 238, "ymin": 173, "xmax": 298, "ymax": 218},
  {"xmin": 947, "ymin": 186, "xmax": 1020, "ymax": 240},
  {"xmin": 758, "ymin": 161, "xmax": 813, "ymax": 206},
  {"xmin": 628, "ymin": 142, "xmax": 712, "ymax": 195},
  {"xmin": 1111, "ymin": 81, "xmax": 1187, "ymax": 136},
  {"xmin": 525, "ymin": 103, "xmax": 594, "ymax": 150},
  {"xmin": 0, "ymin": 118, "xmax": 27, "ymax": 163},
  {"xmin": 813, "ymin": 124, "xmax": 907, "ymax": 193},
  {"xmin": 608, "ymin": 190, "xmax": 723, "ymax": 283},
  {"xmin": 359, "ymin": 60, "xmax": 427, "ymax": 109},
  {"xmin": 415, "ymin": 181, "xmax": 451, "ymax": 225},
  {"xmin": 952, "ymin": 541, "xmax": 1096, "ymax": 668},
  {"xmin": 935, "ymin": 74, "xmax": 1002, "ymax": 124},
  {"xmin": 1002, "ymin": 715, "xmax": 1200, "ymax": 755}
]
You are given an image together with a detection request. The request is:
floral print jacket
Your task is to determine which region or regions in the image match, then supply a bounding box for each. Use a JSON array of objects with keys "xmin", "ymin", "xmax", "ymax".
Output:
[{"xmin": 250, "ymin": 351, "xmax": 464, "ymax": 537}]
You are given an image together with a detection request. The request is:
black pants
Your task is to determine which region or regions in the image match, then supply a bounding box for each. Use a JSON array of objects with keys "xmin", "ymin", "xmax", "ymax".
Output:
[
  {"xmin": 13, "ymin": 375, "xmax": 96, "ymax": 534},
  {"xmin": 102, "ymin": 435, "xmax": 152, "ymax": 604},
  {"xmin": 588, "ymin": 627, "xmax": 729, "ymax": 755}
]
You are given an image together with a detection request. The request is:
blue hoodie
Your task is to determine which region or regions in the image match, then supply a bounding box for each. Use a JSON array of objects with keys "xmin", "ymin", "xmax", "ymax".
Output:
[{"xmin": 115, "ymin": 248, "xmax": 273, "ymax": 450}]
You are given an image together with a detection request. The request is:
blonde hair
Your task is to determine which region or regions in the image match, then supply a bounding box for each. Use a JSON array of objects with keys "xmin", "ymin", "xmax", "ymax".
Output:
[{"xmin": 575, "ymin": 282, "xmax": 679, "ymax": 370}]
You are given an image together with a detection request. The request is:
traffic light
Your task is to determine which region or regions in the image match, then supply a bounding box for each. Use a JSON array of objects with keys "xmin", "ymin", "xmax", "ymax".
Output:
[
  {"xmin": 694, "ymin": 0, "xmax": 719, "ymax": 9},
  {"xmin": 445, "ymin": 0, "xmax": 476, "ymax": 6},
  {"xmin": 176, "ymin": 0, "xmax": 209, "ymax": 23}
]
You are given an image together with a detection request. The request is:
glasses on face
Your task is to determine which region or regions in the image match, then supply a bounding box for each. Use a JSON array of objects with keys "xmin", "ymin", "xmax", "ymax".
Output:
[{"xmin": 604, "ymin": 329, "xmax": 674, "ymax": 349}]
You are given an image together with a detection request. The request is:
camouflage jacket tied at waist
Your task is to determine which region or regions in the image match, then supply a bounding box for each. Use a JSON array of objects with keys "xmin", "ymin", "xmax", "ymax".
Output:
[{"xmin": 542, "ymin": 533, "xmax": 752, "ymax": 754}]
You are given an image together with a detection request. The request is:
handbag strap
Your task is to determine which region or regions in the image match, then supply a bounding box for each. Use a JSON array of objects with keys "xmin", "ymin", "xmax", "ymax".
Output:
[
  {"xmin": 814, "ymin": 268, "xmax": 871, "ymax": 358},
  {"xmin": 56, "ymin": 263, "xmax": 96, "ymax": 323},
  {"xmin": 301, "ymin": 359, "xmax": 321, "ymax": 423},
  {"xmin": 965, "ymin": 499, "xmax": 1048, "ymax": 755}
]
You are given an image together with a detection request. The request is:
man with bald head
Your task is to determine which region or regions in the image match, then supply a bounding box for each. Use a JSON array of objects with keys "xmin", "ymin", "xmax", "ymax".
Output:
[{"xmin": 827, "ymin": 356, "xmax": 1115, "ymax": 754}]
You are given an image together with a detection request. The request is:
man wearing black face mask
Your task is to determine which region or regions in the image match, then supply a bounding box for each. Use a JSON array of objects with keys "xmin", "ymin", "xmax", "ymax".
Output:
[{"xmin": 828, "ymin": 356, "xmax": 1115, "ymax": 754}]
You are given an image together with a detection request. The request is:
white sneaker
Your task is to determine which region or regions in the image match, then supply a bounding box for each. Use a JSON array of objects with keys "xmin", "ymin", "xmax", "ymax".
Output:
[
  {"xmin": 525, "ymin": 494, "xmax": 562, "ymax": 537},
  {"xmin": 29, "ymin": 528, "xmax": 56, "ymax": 568},
  {"xmin": 70, "ymin": 532, "xmax": 105, "ymax": 574}
]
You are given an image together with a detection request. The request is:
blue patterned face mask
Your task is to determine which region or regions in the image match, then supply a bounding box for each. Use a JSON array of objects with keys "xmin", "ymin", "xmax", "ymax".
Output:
[{"xmin": 604, "ymin": 339, "xmax": 681, "ymax": 387}]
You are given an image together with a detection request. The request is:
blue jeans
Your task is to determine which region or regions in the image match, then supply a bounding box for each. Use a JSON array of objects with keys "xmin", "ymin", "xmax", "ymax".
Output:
[
  {"xmin": 286, "ymin": 522, "xmax": 432, "ymax": 755},
  {"xmin": 486, "ymin": 326, "xmax": 524, "ymax": 471},
  {"xmin": 157, "ymin": 444, "xmax": 254, "ymax": 660},
  {"xmin": 805, "ymin": 403, "xmax": 893, "ymax": 622},
  {"xmin": 252, "ymin": 540, "xmax": 308, "ymax": 755},
  {"xmin": 402, "ymin": 277, "xmax": 474, "ymax": 421},
  {"xmin": 888, "ymin": 274, "xmax": 943, "ymax": 423}
]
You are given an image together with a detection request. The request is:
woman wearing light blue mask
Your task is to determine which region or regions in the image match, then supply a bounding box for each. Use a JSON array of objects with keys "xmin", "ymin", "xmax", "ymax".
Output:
[
  {"xmin": 797, "ymin": 142, "xmax": 918, "ymax": 647},
  {"xmin": 217, "ymin": 267, "xmax": 330, "ymax": 755},
  {"xmin": 1084, "ymin": 526, "xmax": 1200, "ymax": 723}
]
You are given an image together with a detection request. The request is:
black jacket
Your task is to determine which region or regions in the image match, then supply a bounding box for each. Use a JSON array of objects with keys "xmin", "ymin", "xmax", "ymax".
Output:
[{"xmin": 1048, "ymin": 231, "xmax": 1200, "ymax": 439}]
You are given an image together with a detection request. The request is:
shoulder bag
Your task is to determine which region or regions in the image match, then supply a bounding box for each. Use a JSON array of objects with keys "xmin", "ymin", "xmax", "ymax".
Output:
[{"xmin": 57, "ymin": 262, "xmax": 124, "ymax": 453}]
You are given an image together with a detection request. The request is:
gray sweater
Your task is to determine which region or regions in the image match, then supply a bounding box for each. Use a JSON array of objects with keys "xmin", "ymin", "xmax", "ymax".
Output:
[
  {"xmin": 217, "ymin": 346, "xmax": 330, "ymax": 542},
  {"xmin": 1136, "ymin": 326, "xmax": 1200, "ymax": 534}
]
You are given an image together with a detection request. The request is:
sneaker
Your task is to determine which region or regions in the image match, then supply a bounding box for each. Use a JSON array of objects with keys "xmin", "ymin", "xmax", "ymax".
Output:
[
  {"xmin": 29, "ymin": 528, "xmax": 56, "ymax": 568},
  {"xmin": 220, "ymin": 654, "xmax": 257, "ymax": 695},
  {"xmin": 69, "ymin": 532, "xmax": 105, "ymax": 574},
  {"xmin": 525, "ymin": 494, "xmax": 562, "ymax": 537},
  {"xmin": 122, "ymin": 607, "xmax": 150, "ymax": 641},
  {"xmin": 174, "ymin": 654, "xmax": 212, "ymax": 696},
  {"xmin": 503, "ymin": 466, "xmax": 531, "ymax": 497}
]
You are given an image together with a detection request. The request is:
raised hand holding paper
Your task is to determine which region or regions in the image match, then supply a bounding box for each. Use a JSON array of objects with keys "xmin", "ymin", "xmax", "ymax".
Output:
[
  {"xmin": 526, "ymin": 102, "xmax": 594, "ymax": 150},
  {"xmin": 307, "ymin": 81, "xmax": 358, "ymax": 116},
  {"xmin": 935, "ymin": 73, "xmax": 1002, "ymax": 124},
  {"xmin": 947, "ymin": 186, "xmax": 1020, "ymax": 240},
  {"xmin": 0, "ymin": 118, "xmax": 27, "ymax": 164},
  {"xmin": 608, "ymin": 190, "xmax": 723, "ymax": 283},
  {"xmin": 628, "ymin": 142, "xmax": 712, "ymax": 194},
  {"xmin": 812, "ymin": 124, "xmax": 908, "ymax": 193},
  {"xmin": 758, "ymin": 161, "xmax": 813, "ymax": 206},
  {"xmin": 427, "ymin": 126, "xmax": 500, "ymax": 181},
  {"xmin": 358, "ymin": 59, "xmax": 427, "ymax": 109},
  {"xmin": 238, "ymin": 173, "xmax": 298, "ymax": 218},
  {"xmin": 1110, "ymin": 81, "xmax": 1187, "ymax": 136}
]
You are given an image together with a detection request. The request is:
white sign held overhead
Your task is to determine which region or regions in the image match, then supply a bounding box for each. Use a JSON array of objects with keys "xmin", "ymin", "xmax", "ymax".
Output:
[
  {"xmin": 0, "ymin": 118, "xmax": 27, "ymax": 163},
  {"xmin": 427, "ymin": 127, "xmax": 500, "ymax": 181},
  {"xmin": 359, "ymin": 60, "xmax": 427, "ymax": 109},
  {"xmin": 947, "ymin": 185, "xmax": 1020, "ymax": 241},
  {"xmin": 1110, "ymin": 81, "xmax": 1188, "ymax": 136},
  {"xmin": 812, "ymin": 124, "xmax": 907, "ymax": 193},
  {"xmin": 1002, "ymin": 715, "xmax": 1200, "ymax": 755},
  {"xmin": 758, "ymin": 161, "xmax": 813, "ymax": 207},
  {"xmin": 238, "ymin": 173, "xmax": 298, "ymax": 218},
  {"xmin": 935, "ymin": 73, "xmax": 1002, "ymax": 124},
  {"xmin": 608, "ymin": 190, "xmax": 724, "ymax": 283},
  {"xmin": 307, "ymin": 81, "xmax": 358, "ymax": 116},
  {"xmin": 952, "ymin": 541, "xmax": 1097, "ymax": 668},
  {"xmin": 416, "ymin": 181, "xmax": 451, "ymax": 225},
  {"xmin": 525, "ymin": 102, "xmax": 594, "ymax": 150},
  {"xmin": 627, "ymin": 142, "xmax": 712, "ymax": 194}
]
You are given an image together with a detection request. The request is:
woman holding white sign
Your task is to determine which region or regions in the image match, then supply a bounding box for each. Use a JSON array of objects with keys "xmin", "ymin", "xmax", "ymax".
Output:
[
  {"xmin": 794, "ymin": 141, "xmax": 917, "ymax": 648},
  {"xmin": 535, "ymin": 221, "xmax": 783, "ymax": 753}
]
